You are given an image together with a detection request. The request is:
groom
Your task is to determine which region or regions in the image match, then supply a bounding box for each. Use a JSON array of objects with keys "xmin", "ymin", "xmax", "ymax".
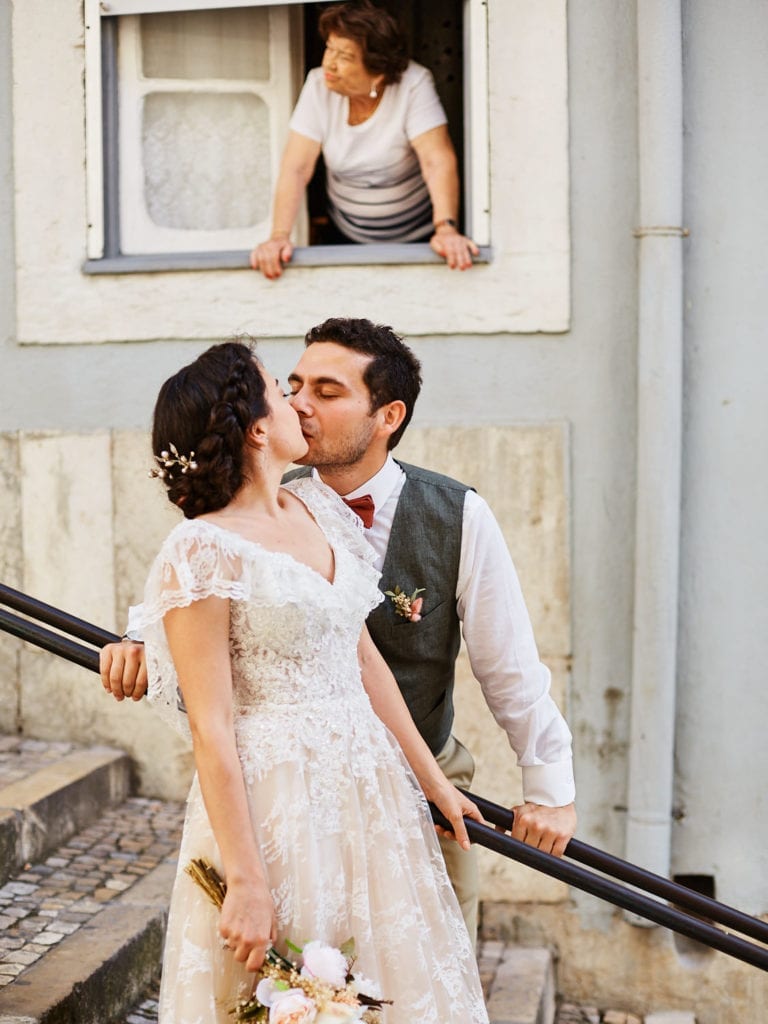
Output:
[{"xmin": 102, "ymin": 317, "xmax": 576, "ymax": 941}]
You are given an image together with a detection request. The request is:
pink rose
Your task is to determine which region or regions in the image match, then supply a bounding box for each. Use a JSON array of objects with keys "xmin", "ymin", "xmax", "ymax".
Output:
[
  {"xmin": 269, "ymin": 991, "xmax": 317, "ymax": 1024},
  {"xmin": 314, "ymin": 1004, "xmax": 364, "ymax": 1023},
  {"xmin": 409, "ymin": 596, "xmax": 423, "ymax": 622}
]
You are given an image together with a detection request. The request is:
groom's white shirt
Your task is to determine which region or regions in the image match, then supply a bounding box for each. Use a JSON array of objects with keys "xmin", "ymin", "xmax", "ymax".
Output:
[{"xmin": 322, "ymin": 456, "xmax": 576, "ymax": 808}]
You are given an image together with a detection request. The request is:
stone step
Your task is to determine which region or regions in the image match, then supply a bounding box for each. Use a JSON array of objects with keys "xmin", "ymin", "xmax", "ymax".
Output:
[
  {"xmin": 0, "ymin": 736, "xmax": 133, "ymax": 885},
  {"xmin": 479, "ymin": 941, "xmax": 556, "ymax": 1024},
  {"xmin": 0, "ymin": 753, "xmax": 184, "ymax": 1024}
]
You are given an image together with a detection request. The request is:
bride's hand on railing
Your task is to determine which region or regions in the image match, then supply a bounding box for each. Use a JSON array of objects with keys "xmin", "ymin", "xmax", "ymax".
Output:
[
  {"xmin": 424, "ymin": 780, "xmax": 484, "ymax": 851},
  {"xmin": 99, "ymin": 640, "xmax": 147, "ymax": 702}
]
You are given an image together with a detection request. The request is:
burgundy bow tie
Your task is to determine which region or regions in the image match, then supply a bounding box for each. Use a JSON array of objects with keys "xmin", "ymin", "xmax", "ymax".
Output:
[{"xmin": 342, "ymin": 494, "xmax": 375, "ymax": 529}]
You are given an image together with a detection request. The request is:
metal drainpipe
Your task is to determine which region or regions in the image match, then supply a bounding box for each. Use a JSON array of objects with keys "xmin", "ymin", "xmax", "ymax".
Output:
[{"xmin": 624, "ymin": 0, "xmax": 686, "ymax": 922}]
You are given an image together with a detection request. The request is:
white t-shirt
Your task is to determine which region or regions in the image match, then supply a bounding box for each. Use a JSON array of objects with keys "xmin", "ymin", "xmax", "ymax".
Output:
[{"xmin": 289, "ymin": 61, "xmax": 448, "ymax": 242}]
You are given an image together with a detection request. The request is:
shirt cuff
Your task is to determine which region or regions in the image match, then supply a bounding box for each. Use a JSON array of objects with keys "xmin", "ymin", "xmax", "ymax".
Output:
[
  {"xmin": 124, "ymin": 604, "xmax": 144, "ymax": 642},
  {"xmin": 521, "ymin": 760, "xmax": 575, "ymax": 807}
]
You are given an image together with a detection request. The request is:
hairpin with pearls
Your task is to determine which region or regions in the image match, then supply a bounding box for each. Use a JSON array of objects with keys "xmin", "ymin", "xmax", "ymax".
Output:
[{"xmin": 149, "ymin": 443, "xmax": 198, "ymax": 480}]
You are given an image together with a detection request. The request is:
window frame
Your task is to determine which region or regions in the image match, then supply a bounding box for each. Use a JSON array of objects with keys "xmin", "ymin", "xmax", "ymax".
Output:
[
  {"xmin": 12, "ymin": 0, "xmax": 569, "ymax": 341},
  {"xmin": 82, "ymin": 0, "xmax": 492, "ymax": 273}
]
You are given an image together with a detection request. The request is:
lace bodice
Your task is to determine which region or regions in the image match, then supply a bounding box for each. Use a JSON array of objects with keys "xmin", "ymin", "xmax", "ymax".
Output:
[{"xmin": 135, "ymin": 478, "xmax": 384, "ymax": 756}]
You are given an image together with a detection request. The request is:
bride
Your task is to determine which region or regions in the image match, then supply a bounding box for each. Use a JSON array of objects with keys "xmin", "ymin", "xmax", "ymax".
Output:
[{"xmin": 134, "ymin": 341, "xmax": 489, "ymax": 1022}]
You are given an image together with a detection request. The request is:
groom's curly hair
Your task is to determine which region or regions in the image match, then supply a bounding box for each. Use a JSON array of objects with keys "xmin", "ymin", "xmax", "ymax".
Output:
[
  {"xmin": 151, "ymin": 340, "xmax": 269, "ymax": 518},
  {"xmin": 304, "ymin": 317, "xmax": 422, "ymax": 450}
]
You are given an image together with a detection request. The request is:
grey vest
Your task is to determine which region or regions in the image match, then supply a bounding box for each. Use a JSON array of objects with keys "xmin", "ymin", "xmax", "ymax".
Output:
[{"xmin": 285, "ymin": 462, "xmax": 470, "ymax": 754}]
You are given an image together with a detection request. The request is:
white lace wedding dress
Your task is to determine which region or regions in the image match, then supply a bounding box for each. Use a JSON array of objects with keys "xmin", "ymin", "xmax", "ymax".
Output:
[{"xmin": 136, "ymin": 478, "xmax": 489, "ymax": 1024}]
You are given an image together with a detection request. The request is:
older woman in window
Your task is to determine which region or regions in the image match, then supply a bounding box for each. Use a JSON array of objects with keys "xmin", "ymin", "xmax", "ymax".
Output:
[{"xmin": 250, "ymin": 0, "xmax": 478, "ymax": 278}]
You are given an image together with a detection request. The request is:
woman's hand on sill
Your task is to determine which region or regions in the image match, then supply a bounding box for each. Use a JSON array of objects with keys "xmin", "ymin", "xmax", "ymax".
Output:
[
  {"xmin": 250, "ymin": 235, "xmax": 294, "ymax": 280},
  {"xmin": 429, "ymin": 226, "xmax": 479, "ymax": 271}
]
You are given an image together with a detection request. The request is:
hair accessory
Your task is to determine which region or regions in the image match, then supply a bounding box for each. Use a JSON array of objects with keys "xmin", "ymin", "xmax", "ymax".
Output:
[{"xmin": 149, "ymin": 443, "xmax": 198, "ymax": 480}]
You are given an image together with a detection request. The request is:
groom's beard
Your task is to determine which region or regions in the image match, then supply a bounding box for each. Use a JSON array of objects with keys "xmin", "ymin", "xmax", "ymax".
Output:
[{"xmin": 296, "ymin": 418, "xmax": 378, "ymax": 470}]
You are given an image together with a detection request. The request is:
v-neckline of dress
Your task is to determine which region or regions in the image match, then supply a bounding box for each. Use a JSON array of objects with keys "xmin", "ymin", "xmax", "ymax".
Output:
[{"xmin": 194, "ymin": 504, "xmax": 338, "ymax": 589}]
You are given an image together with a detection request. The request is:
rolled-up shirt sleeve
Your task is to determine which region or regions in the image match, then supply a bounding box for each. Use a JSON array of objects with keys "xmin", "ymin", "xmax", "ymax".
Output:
[{"xmin": 456, "ymin": 491, "xmax": 575, "ymax": 807}]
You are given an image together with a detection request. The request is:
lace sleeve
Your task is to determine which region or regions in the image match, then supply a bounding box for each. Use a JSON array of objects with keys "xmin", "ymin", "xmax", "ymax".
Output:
[{"xmin": 133, "ymin": 520, "xmax": 250, "ymax": 742}]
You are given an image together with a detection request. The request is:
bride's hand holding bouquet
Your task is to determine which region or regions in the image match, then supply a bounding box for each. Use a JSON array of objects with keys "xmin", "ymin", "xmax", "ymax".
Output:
[{"xmin": 219, "ymin": 873, "xmax": 278, "ymax": 973}]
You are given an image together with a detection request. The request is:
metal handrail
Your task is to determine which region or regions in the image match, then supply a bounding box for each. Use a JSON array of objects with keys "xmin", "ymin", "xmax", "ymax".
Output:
[
  {"xmin": 0, "ymin": 608, "xmax": 111, "ymax": 673},
  {"xmin": 0, "ymin": 583, "xmax": 118, "ymax": 648},
  {"xmin": 2, "ymin": 584, "xmax": 767, "ymax": 972},
  {"xmin": 429, "ymin": 806, "xmax": 768, "ymax": 972},
  {"xmin": 460, "ymin": 789, "xmax": 768, "ymax": 947}
]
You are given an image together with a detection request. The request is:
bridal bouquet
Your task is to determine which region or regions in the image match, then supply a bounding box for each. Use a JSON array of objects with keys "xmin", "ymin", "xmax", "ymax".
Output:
[{"xmin": 185, "ymin": 859, "xmax": 390, "ymax": 1023}]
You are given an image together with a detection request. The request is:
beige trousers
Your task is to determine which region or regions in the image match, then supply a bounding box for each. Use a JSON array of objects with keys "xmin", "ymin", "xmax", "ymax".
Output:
[{"xmin": 435, "ymin": 734, "xmax": 479, "ymax": 945}]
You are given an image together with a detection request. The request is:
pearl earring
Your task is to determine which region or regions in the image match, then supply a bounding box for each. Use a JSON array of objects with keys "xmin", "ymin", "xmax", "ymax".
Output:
[{"xmin": 369, "ymin": 83, "xmax": 378, "ymax": 99}]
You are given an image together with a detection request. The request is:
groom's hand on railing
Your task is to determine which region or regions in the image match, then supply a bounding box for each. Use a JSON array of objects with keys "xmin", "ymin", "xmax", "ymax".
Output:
[
  {"xmin": 508, "ymin": 802, "xmax": 577, "ymax": 859},
  {"xmin": 99, "ymin": 640, "xmax": 148, "ymax": 702}
]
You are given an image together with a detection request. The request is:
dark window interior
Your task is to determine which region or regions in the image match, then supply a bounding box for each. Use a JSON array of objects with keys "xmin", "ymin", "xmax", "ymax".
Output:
[{"xmin": 302, "ymin": 1, "xmax": 465, "ymax": 245}]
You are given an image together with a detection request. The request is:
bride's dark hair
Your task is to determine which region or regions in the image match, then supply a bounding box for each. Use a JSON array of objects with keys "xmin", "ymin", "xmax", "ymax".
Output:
[{"xmin": 151, "ymin": 340, "xmax": 269, "ymax": 518}]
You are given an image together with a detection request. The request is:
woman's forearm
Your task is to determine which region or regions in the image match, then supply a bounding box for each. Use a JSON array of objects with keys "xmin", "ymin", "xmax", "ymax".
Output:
[
  {"xmin": 420, "ymin": 153, "xmax": 460, "ymax": 226},
  {"xmin": 269, "ymin": 167, "xmax": 310, "ymax": 239},
  {"xmin": 164, "ymin": 598, "xmax": 265, "ymax": 886},
  {"xmin": 358, "ymin": 628, "xmax": 478, "ymax": 849},
  {"xmin": 358, "ymin": 630, "xmax": 446, "ymax": 795},
  {"xmin": 412, "ymin": 125, "xmax": 477, "ymax": 269},
  {"xmin": 268, "ymin": 131, "xmax": 321, "ymax": 238},
  {"xmin": 412, "ymin": 125, "xmax": 460, "ymax": 225},
  {"xmin": 190, "ymin": 724, "xmax": 267, "ymax": 884}
]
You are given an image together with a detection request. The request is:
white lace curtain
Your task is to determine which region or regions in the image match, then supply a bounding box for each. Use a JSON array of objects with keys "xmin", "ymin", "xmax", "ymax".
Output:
[
  {"xmin": 140, "ymin": 9, "xmax": 270, "ymax": 233},
  {"xmin": 118, "ymin": 5, "xmax": 297, "ymax": 253}
]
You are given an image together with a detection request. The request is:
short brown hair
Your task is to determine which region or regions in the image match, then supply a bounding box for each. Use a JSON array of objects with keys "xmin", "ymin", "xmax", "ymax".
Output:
[
  {"xmin": 318, "ymin": 1, "xmax": 409, "ymax": 84},
  {"xmin": 304, "ymin": 317, "xmax": 422, "ymax": 450}
]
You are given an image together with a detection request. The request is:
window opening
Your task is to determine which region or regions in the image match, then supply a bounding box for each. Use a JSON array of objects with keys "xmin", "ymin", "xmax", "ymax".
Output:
[
  {"xmin": 83, "ymin": 0, "xmax": 489, "ymax": 271},
  {"xmin": 302, "ymin": 0, "xmax": 465, "ymax": 246}
]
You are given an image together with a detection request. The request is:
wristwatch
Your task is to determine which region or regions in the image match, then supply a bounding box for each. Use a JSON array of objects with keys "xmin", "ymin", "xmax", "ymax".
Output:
[{"xmin": 433, "ymin": 218, "xmax": 458, "ymax": 231}]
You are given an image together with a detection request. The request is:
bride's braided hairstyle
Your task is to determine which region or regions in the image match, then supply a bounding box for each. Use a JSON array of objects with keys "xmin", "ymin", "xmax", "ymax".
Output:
[{"xmin": 151, "ymin": 340, "xmax": 269, "ymax": 518}]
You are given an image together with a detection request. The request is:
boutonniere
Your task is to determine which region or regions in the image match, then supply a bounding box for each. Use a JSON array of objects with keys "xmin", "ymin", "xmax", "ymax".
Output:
[{"xmin": 384, "ymin": 585, "xmax": 425, "ymax": 622}]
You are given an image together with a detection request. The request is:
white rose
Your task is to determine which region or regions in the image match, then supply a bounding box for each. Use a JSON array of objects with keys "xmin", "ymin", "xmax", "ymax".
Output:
[
  {"xmin": 300, "ymin": 941, "xmax": 348, "ymax": 988},
  {"xmin": 350, "ymin": 973, "xmax": 382, "ymax": 1000},
  {"xmin": 256, "ymin": 978, "xmax": 291, "ymax": 1007},
  {"xmin": 269, "ymin": 991, "xmax": 317, "ymax": 1024},
  {"xmin": 314, "ymin": 1003, "xmax": 364, "ymax": 1023}
]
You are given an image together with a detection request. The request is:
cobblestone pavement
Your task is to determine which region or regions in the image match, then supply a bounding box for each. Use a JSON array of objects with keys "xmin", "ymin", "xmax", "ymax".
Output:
[{"xmin": 0, "ymin": 765, "xmax": 184, "ymax": 989}]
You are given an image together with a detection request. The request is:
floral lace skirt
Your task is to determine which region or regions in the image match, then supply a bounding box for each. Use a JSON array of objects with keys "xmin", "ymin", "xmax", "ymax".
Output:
[{"xmin": 157, "ymin": 732, "xmax": 489, "ymax": 1024}]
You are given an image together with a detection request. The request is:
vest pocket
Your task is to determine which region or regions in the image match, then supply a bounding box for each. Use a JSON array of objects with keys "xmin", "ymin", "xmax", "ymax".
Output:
[{"xmin": 376, "ymin": 597, "xmax": 449, "ymax": 634}]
